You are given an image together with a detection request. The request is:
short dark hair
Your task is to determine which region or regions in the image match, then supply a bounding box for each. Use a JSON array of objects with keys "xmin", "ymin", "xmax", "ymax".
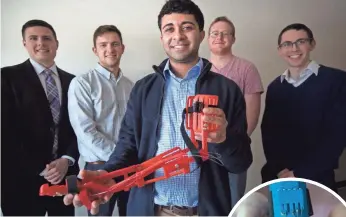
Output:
[
  {"xmin": 93, "ymin": 25, "xmax": 123, "ymax": 47},
  {"xmin": 209, "ymin": 16, "xmax": 235, "ymax": 36},
  {"xmin": 22, "ymin": 19, "xmax": 57, "ymax": 39},
  {"xmin": 158, "ymin": 0, "xmax": 204, "ymax": 31},
  {"xmin": 278, "ymin": 23, "xmax": 314, "ymax": 45}
]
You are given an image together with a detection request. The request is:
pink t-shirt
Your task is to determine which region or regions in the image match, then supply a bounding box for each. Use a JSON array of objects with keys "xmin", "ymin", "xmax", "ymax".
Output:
[{"xmin": 211, "ymin": 56, "xmax": 264, "ymax": 94}]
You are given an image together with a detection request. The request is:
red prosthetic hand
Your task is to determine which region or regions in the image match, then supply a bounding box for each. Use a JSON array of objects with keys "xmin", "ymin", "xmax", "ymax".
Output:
[{"xmin": 39, "ymin": 94, "xmax": 219, "ymax": 210}]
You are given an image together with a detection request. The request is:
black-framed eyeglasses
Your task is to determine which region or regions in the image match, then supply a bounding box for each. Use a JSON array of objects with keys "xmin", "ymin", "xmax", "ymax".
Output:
[
  {"xmin": 209, "ymin": 31, "xmax": 233, "ymax": 38},
  {"xmin": 279, "ymin": 38, "xmax": 312, "ymax": 49}
]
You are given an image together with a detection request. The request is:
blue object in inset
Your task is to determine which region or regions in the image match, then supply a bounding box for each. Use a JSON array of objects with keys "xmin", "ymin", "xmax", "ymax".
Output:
[{"xmin": 268, "ymin": 181, "xmax": 313, "ymax": 217}]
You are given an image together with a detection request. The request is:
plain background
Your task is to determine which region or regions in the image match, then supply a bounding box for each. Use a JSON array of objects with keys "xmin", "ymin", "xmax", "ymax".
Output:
[{"xmin": 1, "ymin": 0, "xmax": 346, "ymax": 215}]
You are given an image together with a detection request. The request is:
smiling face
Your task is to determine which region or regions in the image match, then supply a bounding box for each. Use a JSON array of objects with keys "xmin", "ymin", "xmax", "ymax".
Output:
[
  {"xmin": 23, "ymin": 26, "xmax": 58, "ymax": 67},
  {"xmin": 278, "ymin": 29, "xmax": 315, "ymax": 69},
  {"xmin": 160, "ymin": 13, "xmax": 205, "ymax": 64},
  {"xmin": 92, "ymin": 32, "xmax": 125, "ymax": 70},
  {"xmin": 208, "ymin": 21, "xmax": 235, "ymax": 55}
]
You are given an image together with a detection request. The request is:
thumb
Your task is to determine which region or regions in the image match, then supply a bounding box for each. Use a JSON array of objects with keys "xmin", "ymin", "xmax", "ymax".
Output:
[
  {"xmin": 46, "ymin": 162, "xmax": 55, "ymax": 170},
  {"xmin": 79, "ymin": 170, "xmax": 102, "ymax": 182}
]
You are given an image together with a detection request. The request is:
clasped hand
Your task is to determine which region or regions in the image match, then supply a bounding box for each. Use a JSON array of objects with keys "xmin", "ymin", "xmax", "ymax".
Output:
[{"xmin": 44, "ymin": 158, "xmax": 69, "ymax": 184}]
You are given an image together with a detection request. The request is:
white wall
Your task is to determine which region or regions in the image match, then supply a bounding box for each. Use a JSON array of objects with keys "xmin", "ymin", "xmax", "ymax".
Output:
[{"xmin": 2, "ymin": 0, "xmax": 346, "ymax": 215}]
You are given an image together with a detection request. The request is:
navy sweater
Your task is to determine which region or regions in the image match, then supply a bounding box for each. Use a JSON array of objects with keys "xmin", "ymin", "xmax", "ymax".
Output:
[
  {"xmin": 103, "ymin": 58, "xmax": 253, "ymax": 216},
  {"xmin": 261, "ymin": 65, "xmax": 346, "ymax": 187}
]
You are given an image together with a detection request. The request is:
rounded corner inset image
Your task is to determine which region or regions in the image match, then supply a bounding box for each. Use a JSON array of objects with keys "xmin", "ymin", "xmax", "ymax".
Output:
[{"xmin": 229, "ymin": 178, "xmax": 346, "ymax": 217}]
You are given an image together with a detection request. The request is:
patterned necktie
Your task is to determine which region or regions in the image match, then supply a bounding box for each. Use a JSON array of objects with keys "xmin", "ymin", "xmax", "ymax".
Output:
[{"xmin": 44, "ymin": 69, "xmax": 60, "ymax": 158}]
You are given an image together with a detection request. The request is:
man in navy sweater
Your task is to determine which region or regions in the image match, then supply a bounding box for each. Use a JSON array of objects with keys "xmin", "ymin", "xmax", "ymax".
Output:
[
  {"xmin": 261, "ymin": 23, "xmax": 346, "ymax": 192},
  {"xmin": 64, "ymin": 0, "xmax": 252, "ymax": 215}
]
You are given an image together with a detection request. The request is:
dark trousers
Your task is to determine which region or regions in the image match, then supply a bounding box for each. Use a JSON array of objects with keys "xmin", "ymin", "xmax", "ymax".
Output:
[
  {"xmin": 228, "ymin": 171, "xmax": 247, "ymax": 208},
  {"xmin": 85, "ymin": 162, "xmax": 129, "ymax": 216},
  {"xmin": 311, "ymin": 170, "xmax": 338, "ymax": 193},
  {"xmin": 262, "ymin": 166, "xmax": 338, "ymax": 193},
  {"xmin": 1, "ymin": 176, "xmax": 74, "ymax": 216}
]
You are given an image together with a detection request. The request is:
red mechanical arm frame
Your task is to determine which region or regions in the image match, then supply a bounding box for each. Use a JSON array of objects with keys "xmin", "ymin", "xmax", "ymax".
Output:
[{"xmin": 39, "ymin": 95, "xmax": 219, "ymax": 210}]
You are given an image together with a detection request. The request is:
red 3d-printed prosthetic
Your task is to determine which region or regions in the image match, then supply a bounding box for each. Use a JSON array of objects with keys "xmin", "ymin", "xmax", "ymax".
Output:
[{"xmin": 39, "ymin": 94, "xmax": 219, "ymax": 210}]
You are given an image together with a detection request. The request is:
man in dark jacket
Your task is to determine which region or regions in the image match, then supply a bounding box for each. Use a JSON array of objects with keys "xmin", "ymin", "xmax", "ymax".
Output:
[
  {"xmin": 1, "ymin": 19, "xmax": 79, "ymax": 216},
  {"xmin": 64, "ymin": 0, "xmax": 253, "ymax": 215}
]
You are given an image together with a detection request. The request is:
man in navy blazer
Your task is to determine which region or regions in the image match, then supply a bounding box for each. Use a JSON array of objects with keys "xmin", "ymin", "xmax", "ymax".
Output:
[{"xmin": 1, "ymin": 19, "xmax": 79, "ymax": 216}]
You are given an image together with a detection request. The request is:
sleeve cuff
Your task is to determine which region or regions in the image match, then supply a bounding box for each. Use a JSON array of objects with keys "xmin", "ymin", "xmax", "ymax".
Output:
[{"xmin": 61, "ymin": 155, "xmax": 75, "ymax": 166}]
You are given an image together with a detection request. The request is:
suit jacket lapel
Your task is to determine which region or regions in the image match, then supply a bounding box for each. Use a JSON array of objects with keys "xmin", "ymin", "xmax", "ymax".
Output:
[
  {"xmin": 57, "ymin": 68, "xmax": 68, "ymax": 124},
  {"xmin": 23, "ymin": 59, "xmax": 53, "ymax": 122}
]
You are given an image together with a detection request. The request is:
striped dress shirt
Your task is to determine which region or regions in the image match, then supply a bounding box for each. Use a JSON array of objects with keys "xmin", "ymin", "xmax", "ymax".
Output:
[
  {"xmin": 154, "ymin": 58, "xmax": 203, "ymax": 207},
  {"xmin": 30, "ymin": 58, "xmax": 75, "ymax": 164}
]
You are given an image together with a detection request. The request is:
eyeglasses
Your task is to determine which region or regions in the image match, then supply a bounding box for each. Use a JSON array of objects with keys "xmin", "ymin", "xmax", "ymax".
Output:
[
  {"xmin": 209, "ymin": 31, "xmax": 233, "ymax": 38},
  {"xmin": 279, "ymin": 38, "xmax": 312, "ymax": 49}
]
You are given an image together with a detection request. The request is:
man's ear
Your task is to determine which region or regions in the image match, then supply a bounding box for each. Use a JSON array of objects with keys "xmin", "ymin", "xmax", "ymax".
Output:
[
  {"xmin": 160, "ymin": 34, "xmax": 164, "ymax": 45},
  {"xmin": 56, "ymin": 39, "xmax": 59, "ymax": 50},
  {"xmin": 122, "ymin": 44, "xmax": 125, "ymax": 54},
  {"xmin": 310, "ymin": 39, "xmax": 316, "ymax": 51},
  {"xmin": 92, "ymin": 47, "xmax": 97, "ymax": 55},
  {"xmin": 23, "ymin": 40, "xmax": 26, "ymax": 47},
  {"xmin": 200, "ymin": 30, "xmax": 205, "ymax": 43}
]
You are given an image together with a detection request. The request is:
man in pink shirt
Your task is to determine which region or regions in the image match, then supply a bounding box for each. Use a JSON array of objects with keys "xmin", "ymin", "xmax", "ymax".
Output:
[{"xmin": 208, "ymin": 16, "xmax": 264, "ymax": 207}]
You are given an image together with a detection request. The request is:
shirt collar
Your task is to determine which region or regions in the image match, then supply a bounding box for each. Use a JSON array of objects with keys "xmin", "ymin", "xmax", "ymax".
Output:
[
  {"xmin": 280, "ymin": 60, "xmax": 320, "ymax": 83},
  {"xmin": 163, "ymin": 58, "xmax": 203, "ymax": 80},
  {"xmin": 30, "ymin": 58, "xmax": 58, "ymax": 75},
  {"xmin": 95, "ymin": 63, "xmax": 123, "ymax": 82}
]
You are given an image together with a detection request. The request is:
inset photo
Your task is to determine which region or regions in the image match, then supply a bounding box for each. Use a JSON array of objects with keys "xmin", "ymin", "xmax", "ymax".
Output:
[{"xmin": 229, "ymin": 178, "xmax": 346, "ymax": 217}]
